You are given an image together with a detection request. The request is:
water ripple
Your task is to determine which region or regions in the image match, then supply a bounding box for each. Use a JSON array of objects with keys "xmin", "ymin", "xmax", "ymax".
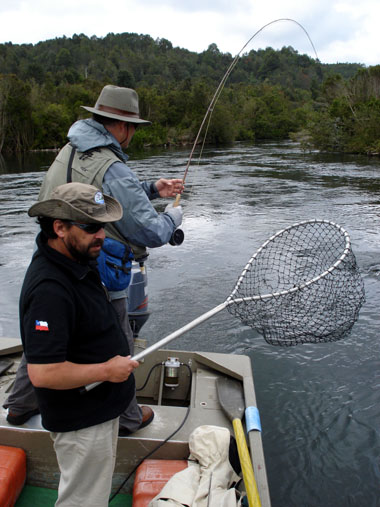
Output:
[{"xmin": 1, "ymin": 142, "xmax": 380, "ymax": 506}]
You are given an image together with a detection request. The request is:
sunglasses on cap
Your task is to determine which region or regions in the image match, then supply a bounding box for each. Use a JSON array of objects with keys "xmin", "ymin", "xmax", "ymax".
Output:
[{"xmin": 68, "ymin": 221, "xmax": 106, "ymax": 234}]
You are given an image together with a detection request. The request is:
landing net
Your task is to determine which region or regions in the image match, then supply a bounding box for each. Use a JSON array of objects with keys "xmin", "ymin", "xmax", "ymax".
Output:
[{"xmin": 227, "ymin": 220, "xmax": 365, "ymax": 346}]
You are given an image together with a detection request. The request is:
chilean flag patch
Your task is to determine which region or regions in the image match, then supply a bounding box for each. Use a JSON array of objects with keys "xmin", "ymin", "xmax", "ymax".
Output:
[{"xmin": 35, "ymin": 320, "xmax": 49, "ymax": 331}]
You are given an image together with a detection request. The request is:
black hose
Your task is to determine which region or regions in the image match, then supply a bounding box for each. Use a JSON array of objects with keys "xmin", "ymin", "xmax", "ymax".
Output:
[
  {"xmin": 109, "ymin": 363, "xmax": 193, "ymax": 504},
  {"xmin": 135, "ymin": 362, "xmax": 162, "ymax": 391}
]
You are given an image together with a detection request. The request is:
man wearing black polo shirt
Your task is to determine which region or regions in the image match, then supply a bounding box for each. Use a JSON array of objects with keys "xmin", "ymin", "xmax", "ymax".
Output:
[{"xmin": 21, "ymin": 182, "xmax": 139, "ymax": 506}]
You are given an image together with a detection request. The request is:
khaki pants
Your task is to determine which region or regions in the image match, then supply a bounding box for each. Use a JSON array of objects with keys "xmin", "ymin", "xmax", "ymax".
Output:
[{"xmin": 51, "ymin": 418, "xmax": 119, "ymax": 507}]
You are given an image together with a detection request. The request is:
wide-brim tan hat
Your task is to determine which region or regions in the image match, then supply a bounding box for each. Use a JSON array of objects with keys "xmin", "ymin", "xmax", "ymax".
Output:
[
  {"xmin": 28, "ymin": 182, "xmax": 123, "ymax": 223},
  {"xmin": 81, "ymin": 85, "xmax": 151, "ymax": 125}
]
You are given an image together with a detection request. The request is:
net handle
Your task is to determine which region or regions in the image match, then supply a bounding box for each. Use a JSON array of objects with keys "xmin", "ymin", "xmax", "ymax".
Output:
[
  {"xmin": 83, "ymin": 219, "xmax": 352, "ymax": 392},
  {"xmin": 228, "ymin": 219, "xmax": 351, "ymax": 302},
  {"xmin": 83, "ymin": 301, "xmax": 229, "ymax": 392}
]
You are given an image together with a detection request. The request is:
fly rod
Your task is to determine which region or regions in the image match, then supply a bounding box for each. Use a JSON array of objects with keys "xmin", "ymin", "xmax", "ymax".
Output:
[{"xmin": 174, "ymin": 18, "xmax": 319, "ymax": 207}]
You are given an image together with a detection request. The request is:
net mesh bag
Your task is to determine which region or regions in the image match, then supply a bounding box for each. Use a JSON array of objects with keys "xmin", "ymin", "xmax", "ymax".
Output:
[{"xmin": 227, "ymin": 220, "xmax": 365, "ymax": 346}]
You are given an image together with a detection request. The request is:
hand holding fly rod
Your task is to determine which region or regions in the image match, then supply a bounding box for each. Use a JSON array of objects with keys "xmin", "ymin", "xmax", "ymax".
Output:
[
  {"xmin": 83, "ymin": 219, "xmax": 365, "ymax": 391},
  {"xmin": 154, "ymin": 177, "xmax": 185, "ymax": 244}
]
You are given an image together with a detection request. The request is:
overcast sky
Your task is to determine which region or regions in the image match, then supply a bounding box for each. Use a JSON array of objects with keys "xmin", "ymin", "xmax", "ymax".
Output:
[{"xmin": 0, "ymin": 0, "xmax": 378, "ymax": 66}]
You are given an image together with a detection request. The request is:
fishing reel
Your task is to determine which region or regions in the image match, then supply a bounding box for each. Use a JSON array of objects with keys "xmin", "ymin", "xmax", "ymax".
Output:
[{"xmin": 169, "ymin": 228, "xmax": 184, "ymax": 246}]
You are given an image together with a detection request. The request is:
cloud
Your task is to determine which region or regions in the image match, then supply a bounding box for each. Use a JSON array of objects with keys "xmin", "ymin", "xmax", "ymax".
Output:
[
  {"xmin": 0, "ymin": 0, "xmax": 378, "ymax": 65},
  {"xmin": 138, "ymin": 0, "xmax": 251, "ymax": 12}
]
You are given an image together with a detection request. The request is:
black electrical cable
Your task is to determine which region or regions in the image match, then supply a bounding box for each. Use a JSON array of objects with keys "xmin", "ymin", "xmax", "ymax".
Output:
[
  {"xmin": 135, "ymin": 362, "xmax": 163, "ymax": 391},
  {"xmin": 109, "ymin": 363, "xmax": 193, "ymax": 504}
]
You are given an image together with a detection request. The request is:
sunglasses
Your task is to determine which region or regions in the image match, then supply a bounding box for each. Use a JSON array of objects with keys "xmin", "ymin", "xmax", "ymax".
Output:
[
  {"xmin": 68, "ymin": 221, "xmax": 106, "ymax": 234},
  {"xmin": 125, "ymin": 122, "xmax": 138, "ymax": 130}
]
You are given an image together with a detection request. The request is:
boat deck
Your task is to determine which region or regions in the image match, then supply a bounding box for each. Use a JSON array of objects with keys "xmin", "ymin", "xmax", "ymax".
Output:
[{"xmin": 0, "ymin": 337, "xmax": 271, "ymax": 505}]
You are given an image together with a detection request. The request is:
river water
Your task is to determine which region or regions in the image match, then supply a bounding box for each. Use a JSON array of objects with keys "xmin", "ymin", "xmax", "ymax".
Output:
[{"xmin": 1, "ymin": 142, "xmax": 380, "ymax": 506}]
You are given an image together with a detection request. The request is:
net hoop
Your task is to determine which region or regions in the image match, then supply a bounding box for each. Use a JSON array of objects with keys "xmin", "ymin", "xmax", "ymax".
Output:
[
  {"xmin": 227, "ymin": 219, "xmax": 352, "ymax": 304},
  {"xmin": 226, "ymin": 219, "xmax": 365, "ymax": 346}
]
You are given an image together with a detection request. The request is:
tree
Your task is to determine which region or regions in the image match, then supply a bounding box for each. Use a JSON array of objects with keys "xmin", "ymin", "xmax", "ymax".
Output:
[
  {"xmin": 117, "ymin": 69, "xmax": 135, "ymax": 88},
  {"xmin": 0, "ymin": 33, "xmax": 374, "ymax": 154},
  {"xmin": 0, "ymin": 74, "xmax": 33, "ymax": 153},
  {"xmin": 55, "ymin": 48, "xmax": 73, "ymax": 69},
  {"xmin": 32, "ymin": 103, "xmax": 71, "ymax": 149},
  {"xmin": 305, "ymin": 66, "xmax": 380, "ymax": 154}
]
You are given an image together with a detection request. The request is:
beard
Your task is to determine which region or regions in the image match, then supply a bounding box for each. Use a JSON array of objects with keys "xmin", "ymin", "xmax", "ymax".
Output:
[{"xmin": 64, "ymin": 236, "xmax": 104, "ymax": 263}]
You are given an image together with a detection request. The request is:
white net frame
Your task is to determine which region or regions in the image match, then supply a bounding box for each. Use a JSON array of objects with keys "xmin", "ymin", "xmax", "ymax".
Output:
[{"xmin": 227, "ymin": 219, "xmax": 365, "ymax": 346}]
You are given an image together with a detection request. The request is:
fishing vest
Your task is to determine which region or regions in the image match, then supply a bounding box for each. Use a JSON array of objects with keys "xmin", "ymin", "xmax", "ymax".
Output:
[{"xmin": 39, "ymin": 143, "xmax": 147, "ymax": 260}]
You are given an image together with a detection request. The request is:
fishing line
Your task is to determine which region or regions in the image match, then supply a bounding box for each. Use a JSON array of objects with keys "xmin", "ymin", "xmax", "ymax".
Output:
[{"xmin": 176, "ymin": 18, "xmax": 319, "ymax": 204}]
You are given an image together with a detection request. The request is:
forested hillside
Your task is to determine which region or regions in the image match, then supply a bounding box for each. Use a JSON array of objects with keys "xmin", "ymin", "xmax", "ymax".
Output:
[{"xmin": 0, "ymin": 32, "xmax": 378, "ymax": 155}]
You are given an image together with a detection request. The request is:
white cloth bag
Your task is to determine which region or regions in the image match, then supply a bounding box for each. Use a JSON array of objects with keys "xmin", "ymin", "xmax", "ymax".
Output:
[{"xmin": 149, "ymin": 425, "xmax": 243, "ymax": 507}]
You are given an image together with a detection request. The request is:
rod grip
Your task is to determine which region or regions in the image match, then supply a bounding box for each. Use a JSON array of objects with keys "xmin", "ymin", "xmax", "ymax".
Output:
[{"xmin": 173, "ymin": 194, "xmax": 181, "ymax": 207}]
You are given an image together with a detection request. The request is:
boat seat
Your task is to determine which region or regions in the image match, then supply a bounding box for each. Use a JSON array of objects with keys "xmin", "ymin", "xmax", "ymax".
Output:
[
  {"xmin": 0, "ymin": 445, "xmax": 26, "ymax": 507},
  {"xmin": 132, "ymin": 459, "xmax": 188, "ymax": 506}
]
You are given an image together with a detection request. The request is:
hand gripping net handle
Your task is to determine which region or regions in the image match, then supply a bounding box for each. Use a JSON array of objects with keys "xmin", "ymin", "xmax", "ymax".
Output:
[
  {"xmin": 226, "ymin": 219, "xmax": 365, "ymax": 346},
  {"xmin": 83, "ymin": 220, "xmax": 365, "ymax": 391}
]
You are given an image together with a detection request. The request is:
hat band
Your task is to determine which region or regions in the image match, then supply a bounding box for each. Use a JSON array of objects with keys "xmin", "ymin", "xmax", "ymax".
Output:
[{"xmin": 97, "ymin": 104, "xmax": 140, "ymax": 118}]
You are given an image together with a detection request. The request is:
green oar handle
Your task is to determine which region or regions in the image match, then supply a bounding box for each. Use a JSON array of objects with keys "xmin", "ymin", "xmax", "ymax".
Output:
[{"xmin": 232, "ymin": 418, "xmax": 262, "ymax": 507}]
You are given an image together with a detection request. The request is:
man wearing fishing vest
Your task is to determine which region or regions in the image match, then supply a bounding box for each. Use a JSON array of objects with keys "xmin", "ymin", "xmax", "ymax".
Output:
[{"xmin": 4, "ymin": 85, "xmax": 184, "ymax": 435}]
